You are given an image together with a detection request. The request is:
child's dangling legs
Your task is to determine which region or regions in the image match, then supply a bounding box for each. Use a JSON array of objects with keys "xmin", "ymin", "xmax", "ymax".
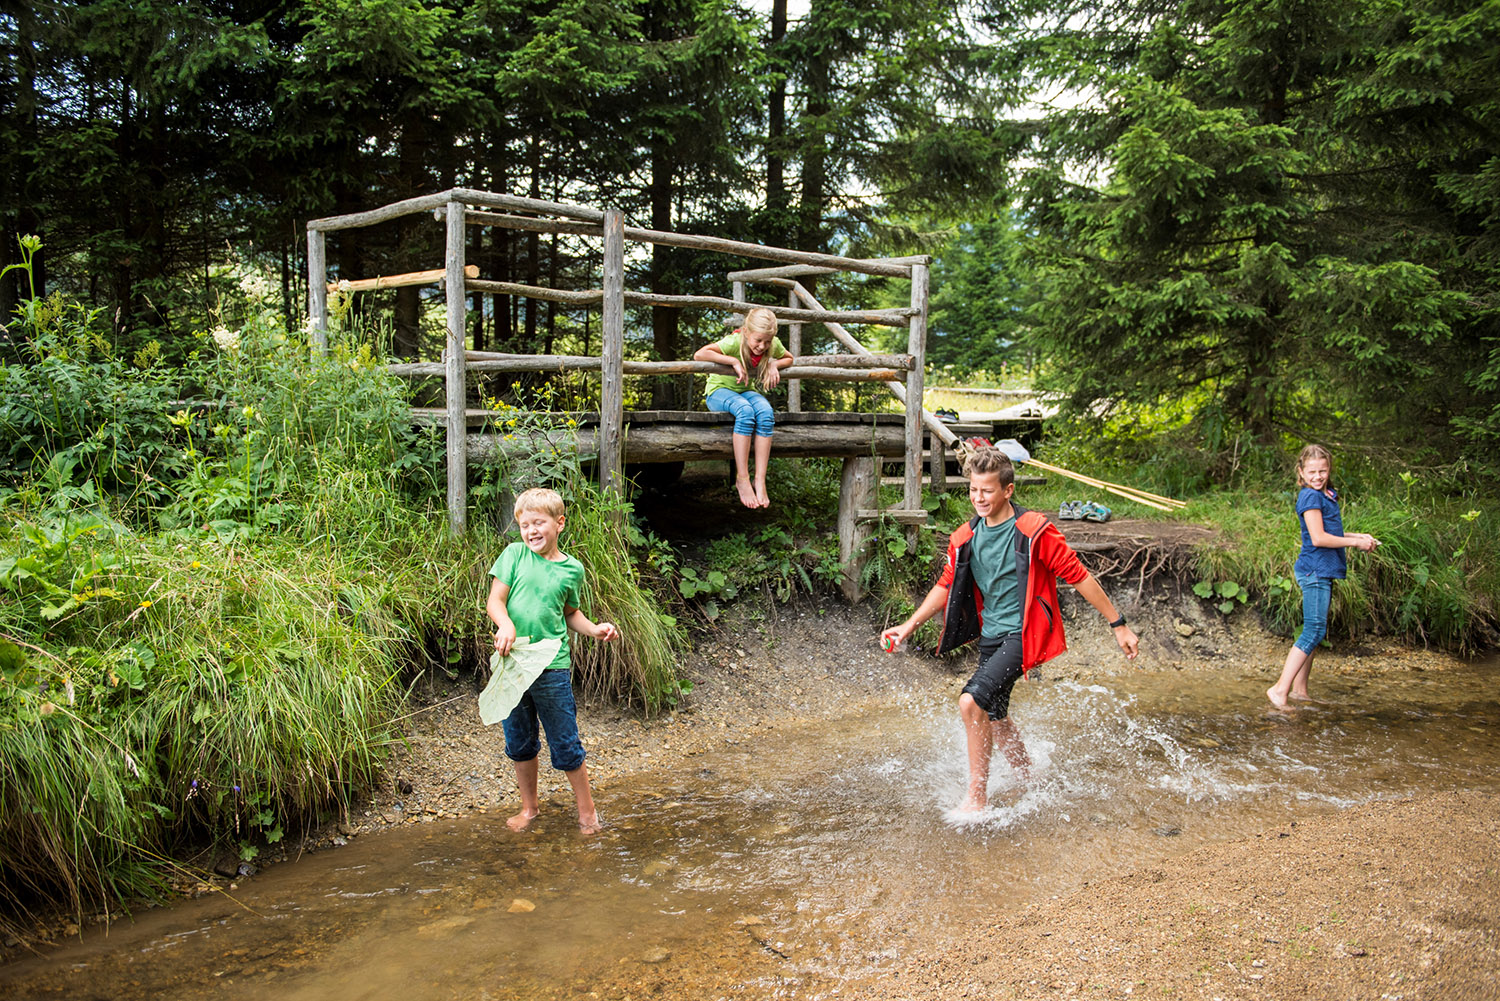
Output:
[
  {"xmin": 746, "ymin": 392, "xmax": 776, "ymax": 508},
  {"xmin": 1269, "ymin": 574, "xmax": 1330, "ymax": 708},
  {"xmin": 708, "ymin": 389, "xmax": 763, "ymax": 509}
]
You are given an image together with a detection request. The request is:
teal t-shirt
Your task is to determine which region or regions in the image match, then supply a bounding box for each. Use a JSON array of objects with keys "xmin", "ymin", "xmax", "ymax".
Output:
[
  {"xmin": 489, "ymin": 542, "xmax": 585, "ymax": 670},
  {"xmin": 968, "ymin": 515, "xmax": 1022, "ymax": 638},
  {"xmin": 703, "ymin": 331, "xmax": 790, "ymax": 400}
]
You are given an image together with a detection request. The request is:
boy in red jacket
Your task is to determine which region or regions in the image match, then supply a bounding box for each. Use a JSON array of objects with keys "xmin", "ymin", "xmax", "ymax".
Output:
[{"xmin": 881, "ymin": 446, "xmax": 1139, "ymax": 811}]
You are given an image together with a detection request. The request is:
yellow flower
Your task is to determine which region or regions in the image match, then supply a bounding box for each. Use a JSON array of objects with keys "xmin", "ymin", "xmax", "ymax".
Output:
[
  {"xmin": 190, "ymin": 561, "xmax": 202, "ymax": 570},
  {"xmin": 138, "ymin": 600, "xmax": 153, "ymax": 609}
]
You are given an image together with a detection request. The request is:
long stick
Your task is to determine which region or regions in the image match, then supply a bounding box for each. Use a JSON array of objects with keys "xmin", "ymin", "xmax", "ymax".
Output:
[
  {"xmin": 1028, "ymin": 460, "xmax": 1186, "ymax": 507},
  {"xmin": 1026, "ymin": 458, "xmax": 1184, "ymax": 510}
]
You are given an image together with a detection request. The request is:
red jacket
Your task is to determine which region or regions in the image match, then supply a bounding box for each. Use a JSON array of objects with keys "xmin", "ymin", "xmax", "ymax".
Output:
[{"xmin": 932, "ymin": 505, "xmax": 1091, "ymax": 672}]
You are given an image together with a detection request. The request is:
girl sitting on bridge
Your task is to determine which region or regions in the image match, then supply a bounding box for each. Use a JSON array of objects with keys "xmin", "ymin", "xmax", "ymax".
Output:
[{"xmin": 694, "ymin": 306, "xmax": 795, "ymax": 508}]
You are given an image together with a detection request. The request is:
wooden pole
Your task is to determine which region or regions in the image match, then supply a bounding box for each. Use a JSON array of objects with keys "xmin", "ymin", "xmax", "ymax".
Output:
[
  {"xmin": 307, "ymin": 228, "xmax": 328, "ymax": 354},
  {"xmin": 838, "ymin": 457, "xmax": 879, "ymax": 602},
  {"xmin": 787, "ymin": 286, "xmax": 802, "ymax": 413},
  {"xmin": 731, "ymin": 280, "xmax": 746, "ymax": 329},
  {"xmin": 905, "ymin": 263, "xmax": 930, "ymax": 513},
  {"xmin": 1024, "ymin": 458, "xmax": 1181, "ymax": 511},
  {"xmin": 332, "ymin": 264, "xmax": 478, "ymax": 293},
  {"xmin": 600, "ymin": 209, "xmax": 625, "ymax": 494},
  {"xmin": 445, "ymin": 198, "xmax": 468, "ymax": 534}
]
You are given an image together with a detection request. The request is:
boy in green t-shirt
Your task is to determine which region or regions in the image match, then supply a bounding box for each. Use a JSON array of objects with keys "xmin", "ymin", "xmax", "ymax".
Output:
[{"xmin": 486, "ymin": 488, "xmax": 619, "ymax": 833}]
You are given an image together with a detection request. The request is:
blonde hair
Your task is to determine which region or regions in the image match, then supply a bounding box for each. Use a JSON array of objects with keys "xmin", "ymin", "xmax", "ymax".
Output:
[
  {"xmin": 513, "ymin": 487, "xmax": 565, "ymax": 519},
  {"xmin": 963, "ymin": 446, "xmax": 1015, "ymax": 487},
  {"xmin": 1295, "ymin": 444, "xmax": 1334, "ymax": 489},
  {"xmin": 739, "ymin": 307, "xmax": 780, "ymax": 386}
]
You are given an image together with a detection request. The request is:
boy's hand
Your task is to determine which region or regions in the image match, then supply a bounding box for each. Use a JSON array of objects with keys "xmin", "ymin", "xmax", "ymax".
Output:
[
  {"xmin": 494, "ymin": 622, "xmax": 517, "ymax": 657},
  {"xmin": 1114, "ymin": 625, "xmax": 1140, "ymax": 661},
  {"xmin": 880, "ymin": 624, "xmax": 910, "ymax": 652},
  {"xmin": 596, "ymin": 622, "xmax": 620, "ymax": 642}
]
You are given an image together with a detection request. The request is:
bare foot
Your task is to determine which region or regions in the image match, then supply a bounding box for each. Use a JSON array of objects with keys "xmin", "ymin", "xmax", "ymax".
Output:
[
  {"xmin": 957, "ymin": 793, "xmax": 987, "ymax": 812},
  {"xmin": 1266, "ymin": 686, "xmax": 1290, "ymax": 710},
  {"xmin": 578, "ymin": 811, "xmax": 602, "ymax": 835},
  {"xmin": 1289, "ymin": 692, "xmax": 1314, "ymax": 702},
  {"xmin": 735, "ymin": 478, "xmax": 757, "ymax": 508},
  {"xmin": 506, "ymin": 808, "xmax": 538, "ymax": 832},
  {"xmin": 754, "ymin": 484, "xmax": 770, "ymax": 508}
]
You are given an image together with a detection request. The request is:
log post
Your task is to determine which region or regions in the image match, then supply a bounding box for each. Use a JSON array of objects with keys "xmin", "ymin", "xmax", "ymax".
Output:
[
  {"xmin": 600, "ymin": 209, "xmax": 626, "ymax": 495},
  {"xmin": 930, "ymin": 433, "xmax": 948, "ymax": 493},
  {"xmin": 904, "ymin": 263, "xmax": 930, "ymax": 517},
  {"xmin": 787, "ymin": 286, "xmax": 802, "ymax": 413},
  {"xmin": 307, "ymin": 228, "xmax": 328, "ymax": 354},
  {"xmin": 445, "ymin": 199, "xmax": 468, "ymax": 534},
  {"xmin": 731, "ymin": 280, "xmax": 746, "ymax": 329},
  {"xmin": 838, "ymin": 456, "xmax": 878, "ymax": 602}
]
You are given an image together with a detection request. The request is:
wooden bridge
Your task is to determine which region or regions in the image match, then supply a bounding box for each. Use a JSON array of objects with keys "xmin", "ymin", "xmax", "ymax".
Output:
[{"xmin": 306, "ymin": 188, "xmax": 1008, "ymax": 598}]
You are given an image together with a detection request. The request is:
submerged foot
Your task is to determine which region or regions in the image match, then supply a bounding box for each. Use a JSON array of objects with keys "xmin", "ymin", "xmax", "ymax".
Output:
[
  {"xmin": 1266, "ymin": 686, "xmax": 1290, "ymax": 710},
  {"xmin": 506, "ymin": 808, "xmax": 539, "ymax": 832},
  {"xmin": 735, "ymin": 478, "xmax": 758, "ymax": 508},
  {"xmin": 578, "ymin": 810, "xmax": 602, "ymax": 835},
  {"xmin": 1289, "ymin": 692, "xmax": 1314, "ymax": 702}
]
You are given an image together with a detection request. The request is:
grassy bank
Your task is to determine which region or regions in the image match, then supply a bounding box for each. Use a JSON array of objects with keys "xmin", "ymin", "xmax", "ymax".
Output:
[{"xmin": 0, "ymin": 278, "xmax": 684, "ymax": 929}]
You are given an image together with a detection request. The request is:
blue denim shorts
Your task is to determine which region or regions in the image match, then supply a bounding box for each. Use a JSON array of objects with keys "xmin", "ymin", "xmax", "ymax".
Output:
[{"xmin": 502, "ymin": 669, "xmax": 586, "ymax": 772}]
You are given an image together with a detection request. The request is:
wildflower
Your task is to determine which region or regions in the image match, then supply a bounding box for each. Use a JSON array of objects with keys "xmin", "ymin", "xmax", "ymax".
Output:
[
  {"xmin": 213, "ymin": 423, "xmax": 233, "ymax": 439},
  {"xmin": 242, "ymin": 406, "xmax": 257, "ymax": 421},
  {"xmin": 168, "ymin": 409, "xmax": 194, "ymax": 429},
  {"xmin": 336, "ymin": 279, "xmax": 351, "ymax": 293},
  {"xmin": 191, "ymin": 779, "xmax": 199, "ymax": 788},
  {"xmin": 190, "ymin": 561, "xmax": 202, "ymax": 570},
  {"xmin": 39, "ymin": 701, "xmax": 57, "ymax": 716},
  {"xmin": 138, "ymin": 600, "xmax": 153, "ymax": 609},
  {"xmin": 233, "ymin": 785, "xmax": 241, "ymax": 793},
  {"xmin": 238, "ymin": 272, "xmax": 272, "ymax": 303},
  {"xmin": 211, "ymin": 326, "xmax": 240, "ymax": 353}
]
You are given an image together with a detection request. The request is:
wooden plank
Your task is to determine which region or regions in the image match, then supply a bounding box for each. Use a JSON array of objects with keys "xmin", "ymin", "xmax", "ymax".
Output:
[
  {"xmin": 333, "ymin": 264, "xmax": 477, "ymax": 293},
  {"xmin": 448, "ymin": 188, "xmax": 605, "ymax": 223},
  {"xmin": 465, "ymin": 210, "xmax": 602, "ymax": 237},
  {"xmin": 463, "ymin": 350, "xmax": 909, "ymax": 369},
  {"xmin": 930, "ymin": 434, "xmax": 947, "ymax": 493},
  {"xmin": 599, "ymin": 208, "xmax": 625, "ymax": 493},
  {"xmin": 839, "ymin": 457, "xmax": 879, "ymax": 602},
  {"xmin": 444, "ymin": 198, "xmax": 469, "ymax": 535},
  {"xmin": 467, "ymin": 279, "xmax": 601, "ymax": 306},
  {"xmin": 623, "ymin": 225, "xmax": 915, "ymax": 278},
  {"xmin": 307, "ymin": 228, "xmax": 328, "ymax": 354},
  {"xmin": 416, "ymin": 409, "xmax": 915, "ymax": 427},
  {"xmin": 467, "ymin": 421, "xmax": 911, "ymax": 464},
  {"xmin": 308, "ymin": 191, "xmax": 452, "ymax": 232},
  {"xmin": 726, "ymin": 257, "xmax": 930, "ymax": 283}
]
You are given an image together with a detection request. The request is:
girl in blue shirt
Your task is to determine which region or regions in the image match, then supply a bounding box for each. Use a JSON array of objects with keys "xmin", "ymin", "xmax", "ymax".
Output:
[{"xmin": 1267, "ymin": 445, "xmax": 1379, "ymax": 708}]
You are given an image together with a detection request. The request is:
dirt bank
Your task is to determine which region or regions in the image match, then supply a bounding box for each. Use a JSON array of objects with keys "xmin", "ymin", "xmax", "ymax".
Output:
[{"xmin": 856, "ymin": 789, "xmax": 1500, "ymax": 1001}]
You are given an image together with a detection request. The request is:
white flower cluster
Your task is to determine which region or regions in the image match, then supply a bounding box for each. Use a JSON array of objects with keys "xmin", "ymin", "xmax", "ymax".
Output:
[
  {"xmin": 211, "ymin": 325, "xmax": 241, "ymax": 353},
  {"xmin": 239, "ymin": 272, "xmax": 274, "ymax": 303}
]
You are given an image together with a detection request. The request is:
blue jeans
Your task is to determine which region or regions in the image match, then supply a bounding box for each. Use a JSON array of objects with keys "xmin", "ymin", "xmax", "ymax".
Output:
[
  {"xmin": 502, "ymin": 669, "xmax": 586, "ymax": 772},
  {"xmin": 1293, "ymin": 573, "xmax": 1332, "ymax": 655},
  {"xmin": 707, "ymin": 388, "xmax": 776, "ymax": 437}
]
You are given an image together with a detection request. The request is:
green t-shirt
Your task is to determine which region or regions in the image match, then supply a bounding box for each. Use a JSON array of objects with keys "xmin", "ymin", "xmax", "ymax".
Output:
[
  {"xmin": 703, "ymin": 331, "xmax": 790, "ymax": 400},
  {"xmin": 968, "ymin": 515, "xmax": 1022, "ymax": 638},
  {"xmin": 489, "ymin": 542, "xmax": 585, "ymax": 670}
]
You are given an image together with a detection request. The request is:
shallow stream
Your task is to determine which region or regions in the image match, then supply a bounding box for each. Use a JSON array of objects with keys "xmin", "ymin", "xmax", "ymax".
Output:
[{"xmin": 4, "ymin": 658, "xmax": 1497, "ymax": 1000}]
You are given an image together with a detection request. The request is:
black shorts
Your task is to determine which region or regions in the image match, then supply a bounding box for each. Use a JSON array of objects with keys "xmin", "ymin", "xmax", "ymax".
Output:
[{"xmin": 962, "ymin": 632, "xmax": 1024, "ymax": 720}]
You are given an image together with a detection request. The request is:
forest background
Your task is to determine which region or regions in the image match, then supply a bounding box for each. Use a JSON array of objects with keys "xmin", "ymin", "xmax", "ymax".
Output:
[{"xmin": 1, "ymin": 0, "xmax": 1497, "ymax": 932}]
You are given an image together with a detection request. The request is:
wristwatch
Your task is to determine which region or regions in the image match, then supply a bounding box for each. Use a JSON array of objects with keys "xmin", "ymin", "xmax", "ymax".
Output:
[{"xmin": 1108, "ymin": 613, "xmax": 1127, "ymax": 628}]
